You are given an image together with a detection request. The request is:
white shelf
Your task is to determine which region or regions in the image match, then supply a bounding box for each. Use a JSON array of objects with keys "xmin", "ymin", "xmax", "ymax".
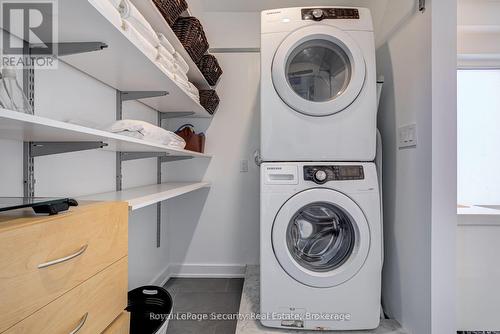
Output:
[
  {"xmin": 53, "ymin": 0, "xmax": 210, "ymax": 117},
  {"xmin": 130, "ymin": 0, "xmax": 214, "ymax": 90},
  {"xmin": 0, "ymin": 109, "xmax": 211, "ymax": 159},
  {"xmin": 80, "ymin": 182, "xmax": 211, "ymax": 210}
]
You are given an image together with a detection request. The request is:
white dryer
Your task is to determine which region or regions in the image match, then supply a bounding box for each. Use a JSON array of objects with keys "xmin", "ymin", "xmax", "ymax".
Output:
[
  {"xmin": 260, "ymin": 162, "xmax": 382, "ymax": 331},
  {"xmin": 261, "ymin": 7, "xmax": 377, "ymax": 162}
]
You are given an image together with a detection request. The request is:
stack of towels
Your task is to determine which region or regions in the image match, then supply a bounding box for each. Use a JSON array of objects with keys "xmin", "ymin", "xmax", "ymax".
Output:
[
  {"xmin": 106, "ymin": 120, "xmax": 186, "ymax": 149},
  {"xmin": 97, "ymin": 0, "xmax": 200, "ymax": 102}
]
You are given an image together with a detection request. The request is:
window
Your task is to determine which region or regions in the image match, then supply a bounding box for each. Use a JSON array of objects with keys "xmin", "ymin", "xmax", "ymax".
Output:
[{"xmin": 458, "ymin": 69, "xmax": 500, "ymax": 204}]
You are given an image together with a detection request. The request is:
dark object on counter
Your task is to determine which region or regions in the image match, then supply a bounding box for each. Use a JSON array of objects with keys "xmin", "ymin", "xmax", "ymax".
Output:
[
  {"xmin": 152, "ymin": 0, "xmax": 188, "ymax": 26},
  {"xmin": 0, "ymin": 197, "xmax": 78, "ymax": 215},
  {"xmin": 197, "ymin": 54, "xmax": 223, "ymax": 86},
  {"xmin": 127, "ymin": 286, "xmax": 173, "ymax": 334},
  {"xmin": 175, "ymin": 124, "xmax": 206, "ymax": 153},
  {"xmin": 172, "ymin": 17, "xmax": 209, "ymax": 63},
  {"xmin": 199, "ymin": 90, "xmax": 220, "ymax": 115}
]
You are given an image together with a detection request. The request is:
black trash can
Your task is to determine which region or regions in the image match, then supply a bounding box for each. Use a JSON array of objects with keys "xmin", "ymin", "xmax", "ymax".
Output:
[{"xmin": 127, "ymin": 286, "xmax": 173, "ymax": 334}]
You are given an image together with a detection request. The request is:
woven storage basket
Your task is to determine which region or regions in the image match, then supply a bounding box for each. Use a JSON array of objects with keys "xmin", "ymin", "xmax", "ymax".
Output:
[
  {"xmin": 152, "ymin": 0, "xmax": 188, "ymax": 26},
  {"xmin": 197, "ymin": 55, "xmax": 223, "ymax": 86},
  {"xmin": 199, "ymin": 90, "xmax": 220, "ymax": 115},
  {"xmin": 172, "ymin": 17, "xmax": 209, "ymax": 63}
]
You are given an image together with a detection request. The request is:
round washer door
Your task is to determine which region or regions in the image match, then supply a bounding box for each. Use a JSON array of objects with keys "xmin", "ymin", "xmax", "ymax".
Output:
[
  {"xmin": 272, "ymin": 25, "xmax": 366, "ymax": 117},
  {"xmin": 272, "ymin": 188, "xmax": 370, "ymax": 288}
]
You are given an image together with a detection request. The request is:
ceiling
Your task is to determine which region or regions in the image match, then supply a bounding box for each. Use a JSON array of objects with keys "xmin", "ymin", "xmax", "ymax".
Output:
[{"xmin": 189, "ymin": 0, "xmax": 418, "ymax": 48}]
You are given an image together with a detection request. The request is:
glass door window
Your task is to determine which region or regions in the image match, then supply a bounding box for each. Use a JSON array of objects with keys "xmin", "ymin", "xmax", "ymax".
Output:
[
  {"xmin": 287, "ymin": 202, "xmax": 355, "ymax": 272},
  {"xmin": 286, "ymin": 40, "xmax": 352, "ymax": 102}
]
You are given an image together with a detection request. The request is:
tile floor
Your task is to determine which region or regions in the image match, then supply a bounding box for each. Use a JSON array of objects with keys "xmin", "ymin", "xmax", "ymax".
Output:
[{"xmin": 164, "ymin": 278, "xmax": 244, "ymax": 334}]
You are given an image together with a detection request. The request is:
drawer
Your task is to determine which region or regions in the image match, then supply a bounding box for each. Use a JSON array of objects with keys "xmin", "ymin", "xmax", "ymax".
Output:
[
  {"xmin": 102, "ymin": 312, "xmax": 130, "ymax": 334},
  {"xmin": 0, "ymin": 202, "xmax": 128, "ymax": 333},
  {"xmin": 5, "ymin": 257, "xmax": 127, "ymax": 334}
]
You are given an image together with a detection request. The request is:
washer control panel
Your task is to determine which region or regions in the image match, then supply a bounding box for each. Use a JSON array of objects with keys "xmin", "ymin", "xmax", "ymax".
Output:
[
  {"xmin": 304, "ymin": 165, "xmax": 365, "ymax": 184},
  {"xmin": 301, "ymin": 8, "xmax": 360, "ymax": 21}
]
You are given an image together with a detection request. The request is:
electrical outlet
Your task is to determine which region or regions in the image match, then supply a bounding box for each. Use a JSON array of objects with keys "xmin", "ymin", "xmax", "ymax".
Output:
[
  {"xmin": 240, "ymin": 160, "xmax": 249, "ymax": 173},
  {"xmin": 398, "ymin": 124, "xmax": 417, "ymax": 148}
]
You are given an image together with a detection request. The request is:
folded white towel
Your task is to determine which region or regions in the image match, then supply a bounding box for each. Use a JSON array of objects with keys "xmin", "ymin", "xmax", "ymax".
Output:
[
  {"xmin": 107, "ymin": 0, "xmax": 122, "ymax": 9},
  {"xmin": 175, "ymin": 67, "xmax": 189, "ymax": 82},
  {"xmin": 158, "ymin": 63, "xmax": 175, "ymax": 80},
  {"xmin": 157, "ymin": 33, "xmax": 175, "ymax": 54},
  {"xmin": 122, "ymin": 20, "xmax": 158, "ymax": 61},
  {"xmin": 173, "ymin": 52, "xmax": 189, "ymax": 74},
  {"xmin": 107, "ymin": 120, "xmax": 186, "ymax": 149},
  {"xmin": 92, "ymin": 0, "xmax": 122, "ymax": 28},
  {"xmin": 187, "ymin": 82, "xmax": 199, "ymax": 96},
  {"xmin": 157, "ymin": 45, "xmax": 174, "ymax": 63},
  {"xmin": 119, "ymin": 0, "xmax": 159, "ymax": 47}
]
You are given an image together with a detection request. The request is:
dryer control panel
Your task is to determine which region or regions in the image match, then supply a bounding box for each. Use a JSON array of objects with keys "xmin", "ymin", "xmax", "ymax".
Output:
[
  {"xmin": 304, "ymin": 165, "xmax": 364, "ymax": 184},
  {"xmin": 301, "ymin": 8, "xmax": 360, "ymax": 21}
]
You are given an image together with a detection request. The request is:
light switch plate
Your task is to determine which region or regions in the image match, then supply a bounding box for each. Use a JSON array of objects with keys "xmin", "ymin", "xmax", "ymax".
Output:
[
  {"xmin": 398, "ymin": 124, "xmax": 417, "ymax": 148},
  {"xmin": 240, "ymin": 160, "xmax": 249, "ymax": 172}
]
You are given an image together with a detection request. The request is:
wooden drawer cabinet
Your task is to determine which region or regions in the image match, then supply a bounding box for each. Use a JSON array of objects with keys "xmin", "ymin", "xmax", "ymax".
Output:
[
  {"xmin": 0, "ymin": 202, "xmax": 129, "ymax": 333},
  {"xmin": 5, "ymin": 257, "xmax": 128, "ymax": 334},
  {"xmin": 102, "ymin": 312, "xmax": 130, "ymax": 334}
]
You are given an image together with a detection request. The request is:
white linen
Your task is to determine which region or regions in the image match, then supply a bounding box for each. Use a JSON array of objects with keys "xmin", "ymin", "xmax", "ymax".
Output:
[
  {"xmin": 157, "ymin": 45, "xmax": 174, "ymax": 63},
  {"xmin": 122, "ymin": 20, "xmax": 158, "ymax": 61},
  {"xmin": 119, "ymin": 0, "xmax": 159, "ymax": 47},
  {"xmin": 92, "ymin": 0, "xmax": 122, "ymax": 28},
  {"xmin": 175, "ymin": 67, "xmax": 189, "ymax": 82},
  {"xmin": 157, "ymin": 33, "xmax": 175, "ymax": 54},
  {"xmin": 107, "ymin": 0, "xmax": 122, "ymax": 9},
  {"xmin": 106, "ymin": 120, "xmax": 186, "ymax": 149},
  {"xmin": 173, "ymin": 52, "xmax": 189, "ymax": 74}
]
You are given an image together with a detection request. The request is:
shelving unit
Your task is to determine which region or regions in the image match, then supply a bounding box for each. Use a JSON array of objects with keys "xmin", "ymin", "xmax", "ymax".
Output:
[
  {"xmin": 52, "ymin": 0, "xmax": 211, "ymax": 117},
  {"xmin": 130, "ymin": 0, "xmax": 213, "ymax": 90},
  {"xmin": 1, "ymin": 0, "xmax": 215, "ymax": 248},
  {"xmin": 81, "ymin": 182, "xmax": 211, "ymax": 211},
  {"xmin": 0, "ymin": 109, "xmax": 211, "ymax": 159}
]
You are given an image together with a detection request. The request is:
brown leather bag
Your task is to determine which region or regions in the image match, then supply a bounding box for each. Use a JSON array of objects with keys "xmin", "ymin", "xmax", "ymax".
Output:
[{"xmin": 175, "ymin": 124, "xmax": 205, "ymax": 153}]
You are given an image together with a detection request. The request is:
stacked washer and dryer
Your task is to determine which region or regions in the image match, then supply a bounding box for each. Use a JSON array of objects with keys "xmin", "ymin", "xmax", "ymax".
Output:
[{"xmin": 260, "ymin": 7, "xmax": 382, "ymax": 331}]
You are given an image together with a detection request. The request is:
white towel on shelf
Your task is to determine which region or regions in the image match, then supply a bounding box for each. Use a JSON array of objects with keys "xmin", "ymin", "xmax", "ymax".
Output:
[
  {"xmin": 157, "ymin": 61, "xmax": 176, "ymax": 80},
  {"xmin": 122, "ymin": 20, "xmax": 158, "ymax": 61},
  {"xmin": 175, "ymin": 66, "xmax": 189, "ymax": 82},
  {"xmin": 157, "ymin": 33, "xmax": 175, "ymax": 54},
  {"xmin": 107, "ymin": 0, "xmax": 122, "ymax": 9},
  {"xmin": 92, "ymin": 0, "xmax": 122, "ymax": 28},
  {"xmin": 119, "ymin": 0, "xmax": 159, "ymax": 47},
  {"xmin": 106, "ymin": 120, "xmax": 186, "ymax": 149},
  {"xmin": 173, "ymin": 52, "xmax": 189, "ymax": 74},
  {"xmin": 157, "ymin": 45, "xmax": 175, "ymax": 63}
]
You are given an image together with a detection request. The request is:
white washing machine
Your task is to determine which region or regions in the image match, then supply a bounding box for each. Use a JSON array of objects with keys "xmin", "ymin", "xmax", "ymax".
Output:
[
  {"xmin": 261, "ymin": 7, "xmax": 377, "ymax": 162},
  {"xmin": 260, "ymin": 162, "xmax": 382, "ymax": 331}
]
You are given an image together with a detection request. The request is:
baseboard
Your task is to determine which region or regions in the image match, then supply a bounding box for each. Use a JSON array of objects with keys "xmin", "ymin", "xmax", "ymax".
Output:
[
  {"xmin": 168, "ymin": 263, "xmax": 248, "ymax": 278},
  {"xmin": 149, "ymin": 264, "xmax": 174, "ymax": 287}
]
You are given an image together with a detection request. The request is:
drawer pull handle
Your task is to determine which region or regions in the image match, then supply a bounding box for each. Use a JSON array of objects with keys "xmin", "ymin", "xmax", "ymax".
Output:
[
  {"xmin": 69, "ymin": 313, "xmax": 88, "ymax": 334},
  {"xmin": 38, "ymin": 245, "xmax": 88, "ymax": 269}
]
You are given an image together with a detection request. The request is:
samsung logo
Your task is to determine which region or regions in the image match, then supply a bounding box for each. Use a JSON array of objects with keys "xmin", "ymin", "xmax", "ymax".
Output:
[
  {"xmin": 266, "ymin": 11, "xmax": 281, "ymax": 15},
  {"xmin": 266, "ymin": 167, "xmax": 282, "ymax": 170}
]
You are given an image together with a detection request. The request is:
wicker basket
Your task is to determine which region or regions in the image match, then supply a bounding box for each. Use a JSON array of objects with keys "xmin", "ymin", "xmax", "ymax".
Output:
[
  {"xmin": 172, "ymin": 17, "xmax": 209, "ymax": 63},
  {"xmin": 199, "ymin": 90, "xmax": 219, "ymax": 115},
  {"xmin": 152, "ymin": 0, "xmax": 188, "ymax": 26},
  {"xmin": 197, "ymin": 55, "xmax": 223, "ymax": 86}
]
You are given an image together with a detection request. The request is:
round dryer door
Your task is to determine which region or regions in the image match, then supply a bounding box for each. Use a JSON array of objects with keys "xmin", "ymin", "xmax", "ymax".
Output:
[
  {"xmin": 272, "ymin": 25, "xmax": 366, "ymax": 116},
  {"xmin": 272, "ymin": 188, "xmax": 370, "ymax": 288}
]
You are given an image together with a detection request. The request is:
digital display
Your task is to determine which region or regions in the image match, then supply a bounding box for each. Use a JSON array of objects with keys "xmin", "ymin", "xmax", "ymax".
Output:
[{"xmin": 339, "ymin": 166, "xmax": 364, "ymax": 178}]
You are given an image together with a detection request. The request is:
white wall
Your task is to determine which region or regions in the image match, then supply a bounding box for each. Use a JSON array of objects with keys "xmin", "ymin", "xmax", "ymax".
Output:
[
  {"xmin": 377, "ymin": 0, "xmax": 457, "ymax": 333},
  {"xmin": 162, "ymin": 52, "xmax": 261, "ymax": 276}
]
